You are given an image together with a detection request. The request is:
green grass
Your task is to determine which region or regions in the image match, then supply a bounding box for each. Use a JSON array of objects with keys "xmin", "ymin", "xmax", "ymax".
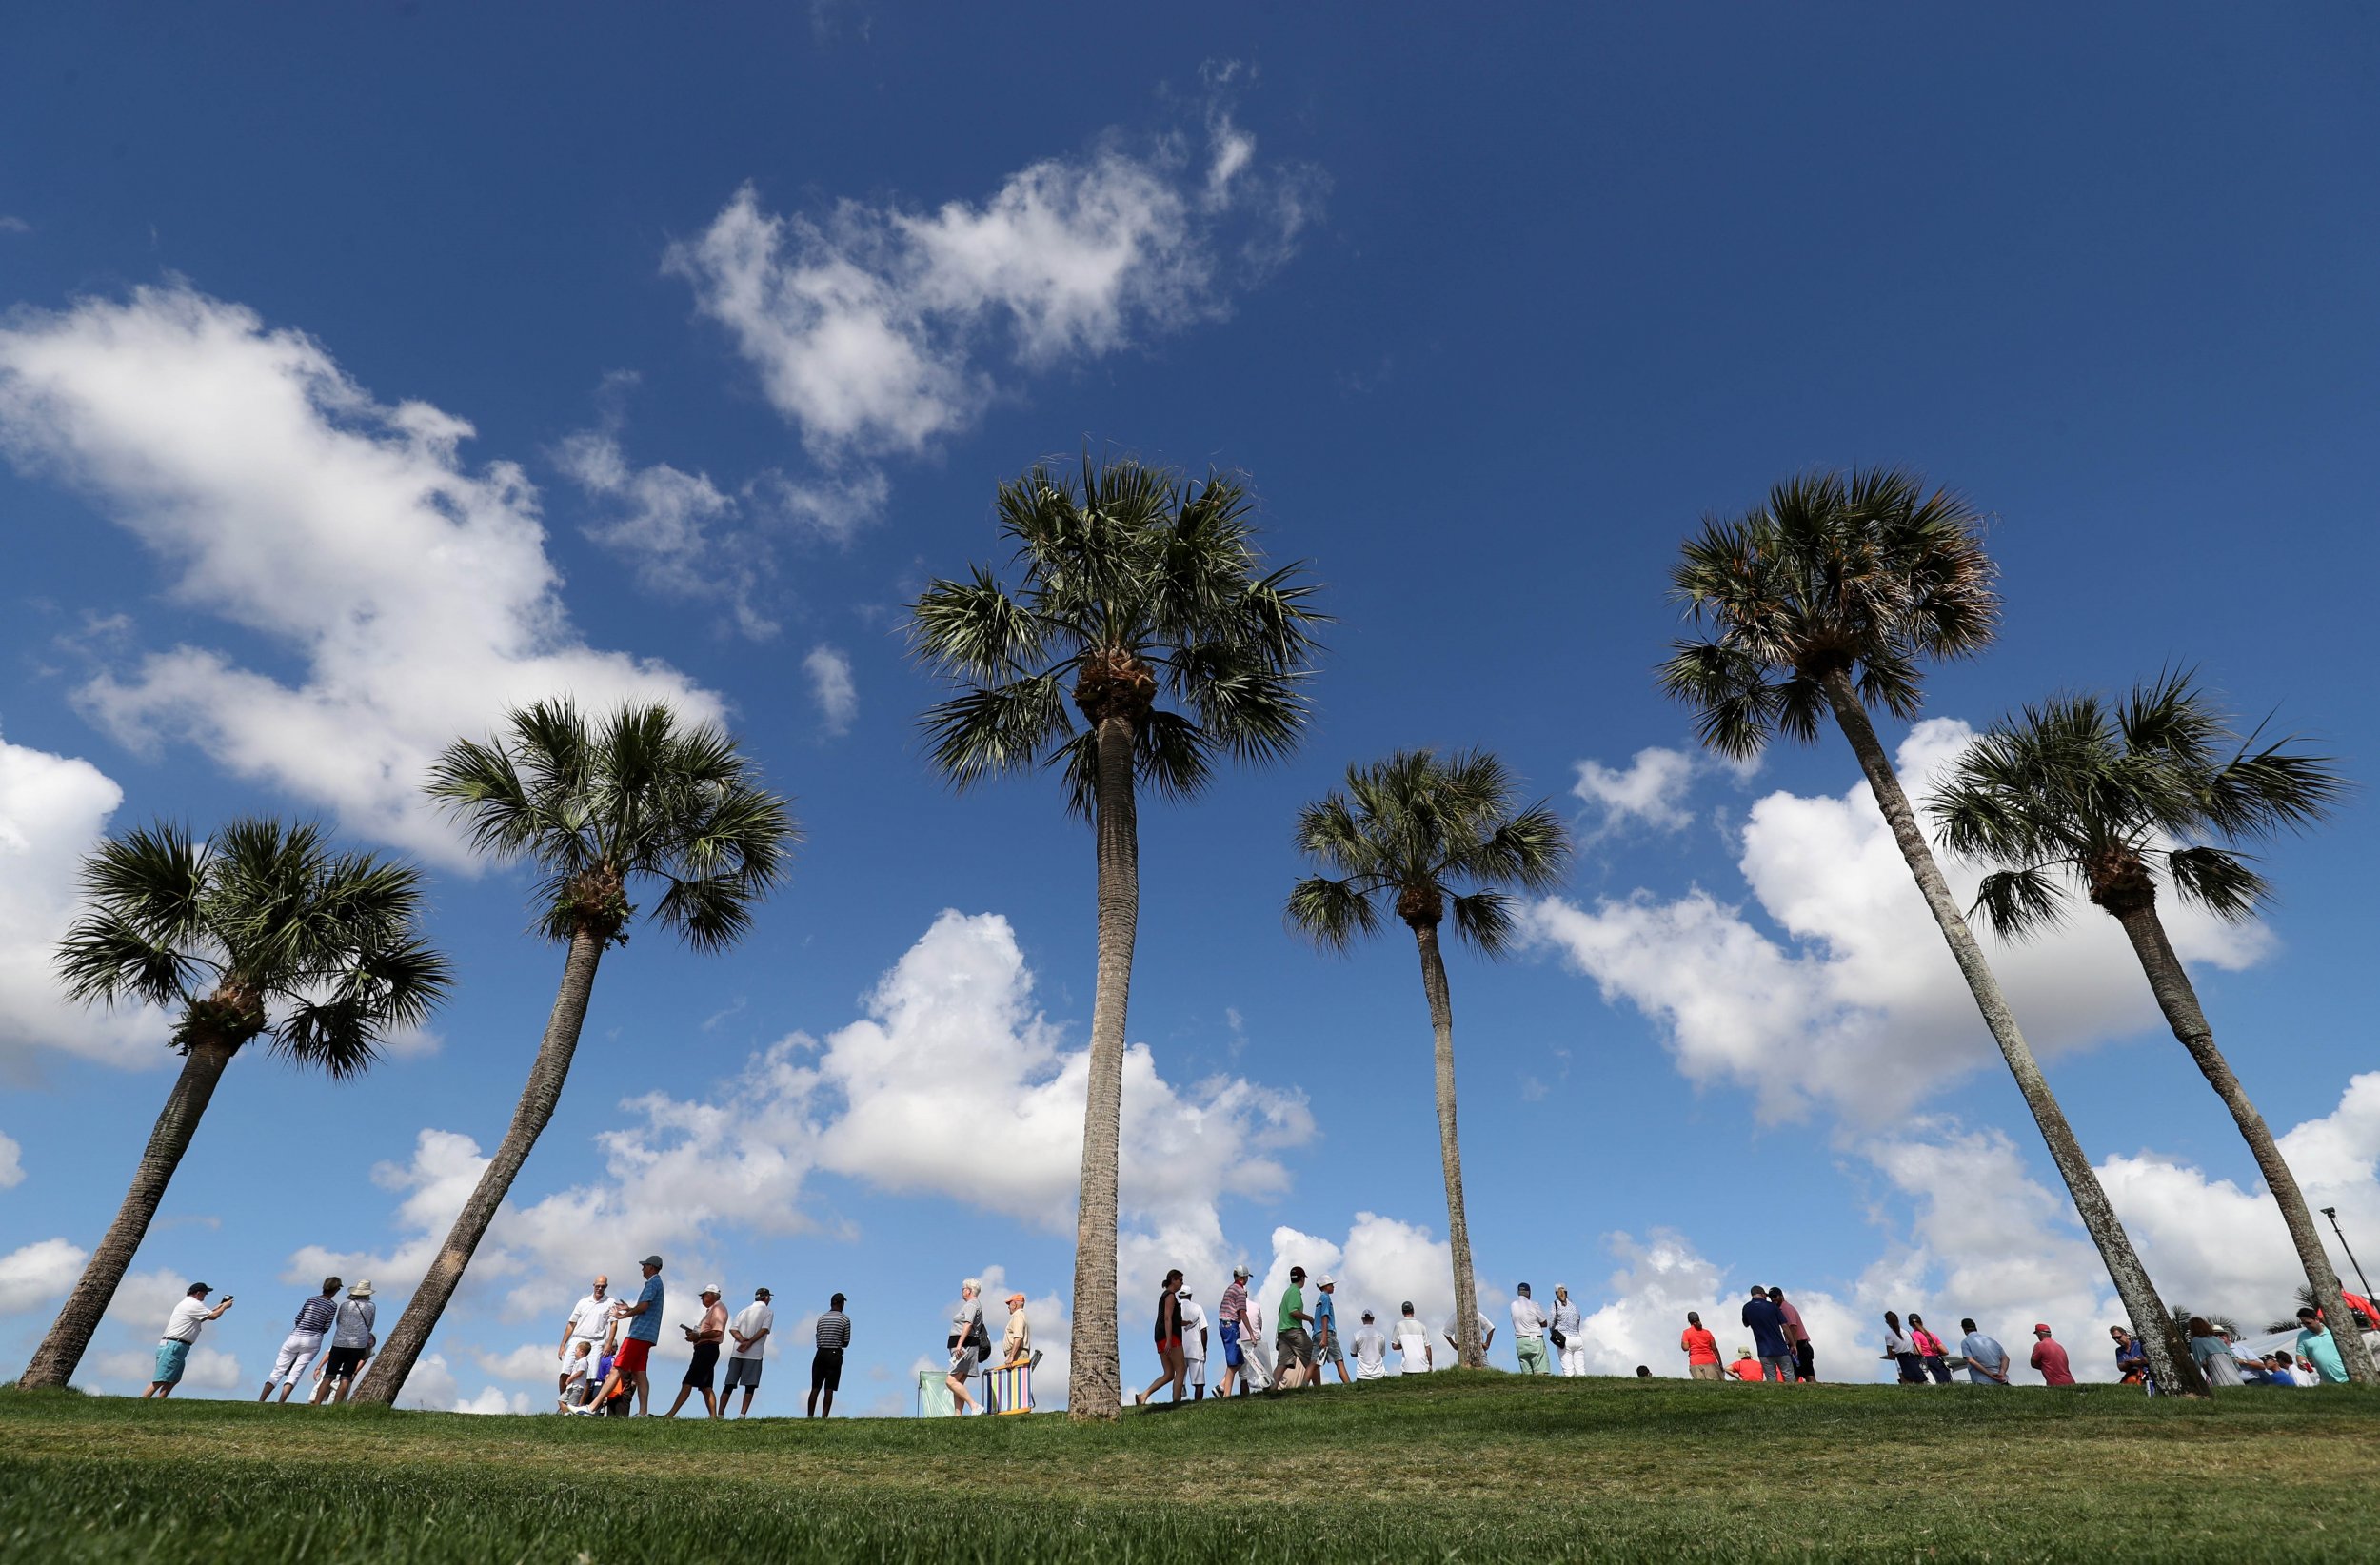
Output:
[{"xmin": 5, "ymin": 1372, "xmax": 2378, "ymax": 1562}]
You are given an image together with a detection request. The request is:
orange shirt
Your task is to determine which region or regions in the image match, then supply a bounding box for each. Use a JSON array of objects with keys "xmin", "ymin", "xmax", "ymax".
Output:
[
  {"xmin": 1729, "ymin": 1355, "xmax": 1764, "ymax": 1381},
  {"xmin": 1680, "ymin": 1326, "xmax": 1720, "ymax": 1364}
]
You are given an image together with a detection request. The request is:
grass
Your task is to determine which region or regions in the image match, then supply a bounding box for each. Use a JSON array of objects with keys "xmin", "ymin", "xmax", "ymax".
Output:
[{"xmin": 4, "ymin": 1372, "xmax": 2377, "ymax": 1562}]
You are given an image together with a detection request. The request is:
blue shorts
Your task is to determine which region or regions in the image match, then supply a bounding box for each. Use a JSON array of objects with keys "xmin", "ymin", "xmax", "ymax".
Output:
[
  {"xmin": 154, "ymin": 1338, "xmax": 192, "ymax": 1386},
  {"xmin": 1220, "ymin": 1321, "xmax": 1243, "ymax": 1369}
]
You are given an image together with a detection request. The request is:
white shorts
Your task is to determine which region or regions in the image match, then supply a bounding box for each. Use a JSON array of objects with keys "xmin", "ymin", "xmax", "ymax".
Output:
[
  {"xmin": 1182, "ymin": 1355, "xmax": 1205, "ymax": 1387},
  {"xmin": 269, "ymin": 1331, "xmax": 325, "ymax": 1386}
]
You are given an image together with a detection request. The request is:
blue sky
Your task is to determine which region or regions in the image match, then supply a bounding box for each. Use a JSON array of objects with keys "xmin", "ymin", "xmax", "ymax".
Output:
[{"xmin": 4, "ymin": 4, "xmax": 2377, "ymax": 1410}]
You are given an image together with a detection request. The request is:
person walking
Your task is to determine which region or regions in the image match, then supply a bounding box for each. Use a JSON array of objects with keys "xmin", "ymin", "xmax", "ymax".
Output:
[
  {"xmin": 1275, "ymin": 1266, "xmax": 1316, "ymax": 1390},
  {"xmin": 1680, "ymin": 1311, "xmax": 1722, "ymax": 1380},
  {"xmin": 1770, "ymin": 1286, "xmax": 1813, "ymax": 1382},
  {"xmin": 809, "ymin": 1292, "xmax": 850, "ymax": 1417},
  {"xmin": 1743, "ymin": 1287, "xmax": 1794, "ymax": 1383},
  {"xmin": 310, "ymin": 1280, "xmax": 375, "ymax": 1405},
  {"xmin": 2029, "ymin": 1323, "xmax": 2075, "ymax": 1386},
  {"xmin": 1217, "ymin": 1264, "xmax": 1253, "ymax": 1397},
  {"xmin": 1351, "ymin": 1309, "xmax": 1390, "ymax": 1380},
  {"xmin": 1909, "ymin": 1314, "xmax": 1954, "ymax": 1385},
  {"xmin": 945, "ymin": 1278, "xmax": 987, "ymax": 1416},
  {"xmin": 2187, "ymin": 1317, "xmax": 2244, "ymax": 1389},
  {"xmin": 1395, "ymin": 1301, "xmax": 1435, "ymax": 1374},
  {"xmin": 1880, "ymin": 1311, "xmax": 1922, "ymax": 1384},
  {"xmin": 1957, "ymin": 1318, "xmax": 2010, "ymax": 1385},
  {"xmin": 2294, "ymin": 1307, "xmax": 2350, "ymax": 1385},
  {"xmin": 604, "ymin": 1256, "xmax": 665, "ymax": 1416},
  {"xmin": 1551, "ymin": 1284, "xmax": 1586, "ymax": 1377},
  {"xmin": 557, "ymin": 1274, "xmax": 612, "ymax": 1399},
  {"xmin": 259, "ymin": 1277, "xmax": 340, "ymax": 1403},
  {"xmin": 1510, "ymin": 1282, "xmax": 1552, "ymax": 1375},
  {"xmin": 1178, "ymin": 1286, "xmax": 1210, "ymax": 1401},
  {"xmin": 1137, "ymin": 1268, "xmax": 1189, "ymax": 1408},
  {"xmin": 723, "ymin": 1286, "xmax": 773, "ymax": 1418},
  {"xmin": 663, "ymin": 1282, "xmax": 728, "ymax": 1418},
  {"xmin": 1313, "ymin": 1275, "xmax": 1350, "ymax": 1385},
  {"xmin": 147, "ymin": 1282, "xmax": 232, "ymax": 1399}
]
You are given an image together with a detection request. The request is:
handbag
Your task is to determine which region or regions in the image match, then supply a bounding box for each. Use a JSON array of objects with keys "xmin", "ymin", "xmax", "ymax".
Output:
[{"xmin": 1550, "ymin": 1328, "xmax": 1567, "ymax": 1350}]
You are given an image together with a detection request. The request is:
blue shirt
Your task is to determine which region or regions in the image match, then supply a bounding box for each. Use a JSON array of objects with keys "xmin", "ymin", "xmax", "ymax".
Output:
[
  {"xmin": 2296, "ymin": 1326, "xmax": 2348, "ymax": 1384},
  {"xmin": 1314, "ymin": 1291, "xmax": 1337, "ymax": 1344},
  {"xmin": 625, "ymin": 1275, "xmax": 664, "ymax": 1344},
  {"xmin": 1958, "ymin": 1332, "xmax": 2008, "ymax": 1384},
  {"xmin": 292, "ymin": 1293, "xmax": 338, "ymax": 1334},
  {"xmin": 1740, "ymin": 1298, "xmax": 1789, "ymax": 1358}
]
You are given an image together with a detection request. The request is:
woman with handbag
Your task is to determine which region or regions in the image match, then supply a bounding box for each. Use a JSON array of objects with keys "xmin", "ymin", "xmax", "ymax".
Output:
[{"xmin": 1551, "ymin": 1284, "xmax": 1587, "ymax": 1377}]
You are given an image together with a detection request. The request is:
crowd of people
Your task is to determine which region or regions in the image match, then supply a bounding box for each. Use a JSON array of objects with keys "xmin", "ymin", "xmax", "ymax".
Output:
[{"xmin": 143, "ymin": 1257, "xmax": 2374, "ymax": 1412}]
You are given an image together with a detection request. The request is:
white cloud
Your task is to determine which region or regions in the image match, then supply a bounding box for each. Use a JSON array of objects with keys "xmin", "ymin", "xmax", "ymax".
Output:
[
  {"xmin": 295, "ymin": 911, "xmax": 1312, "ymax": 1357},
  {"xmin": 453, "ymin": 1385, "xmax": 535, "ymax": 1415},
  {"xmin": 402, "ymin": 1352, "xmax": 459, "ymax": 1411},
  {"xmin": 553, "ymin": 427, "xmax": 774, "ymax": 641},
  {"xmin": 0, "ymin": 285, "xmax": 724, "ymax": 864},
  {"xmin": 0, "ymin": 215, "xmax": 30, "ymax": 235},
  {"xmin": 1572, "ymin": 745, "xmax": 1700, "ymax": 836},
  {"xmin": 0, "ymin": 1130, "xmax": 20, "ymax": 1188},
  {"xmin": 665, "ymin": 115, "xmax": 1313, "ymax": 467},
  {"xmin": 0, "ymin": 1237, "xmax": 87, "ymax": 1315},
  {"xmin": 1531, "ymin": 719, "xmax": 2271, "ymax": 1122},
  {"xmin": 0, "ymin": 732, "xmax": 173, "ymax": 1072},
  {"xmin": 803, "ymin": 644, "xmax": 857, "ymax": 736}
]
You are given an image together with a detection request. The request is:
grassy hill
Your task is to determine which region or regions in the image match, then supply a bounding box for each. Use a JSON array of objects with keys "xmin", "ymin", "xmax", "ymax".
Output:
[{"xmin": 5, "ymin": 1371, "xmax": 2377, "ymax": 1562}]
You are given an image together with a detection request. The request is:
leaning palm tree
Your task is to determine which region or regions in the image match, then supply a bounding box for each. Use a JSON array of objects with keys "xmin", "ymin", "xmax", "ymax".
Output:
[
  {"xmin": 353, "ymin": 700, "xmax": 796, "ymax": 1403},
  {"xmin": 1658, "ymin": 466, "xmax": 2205, "ymax": 1395},
  {"xmin": 18, "ymin": 820, "xmax": 449, "ymax": 1389},
  {"xmin": 912, "ymin": 455, "xmax": 1323, "ymax": 1420},
  {"xmin": 1285, "ymin": 749, "xmax": 1570, "ymax": 1368},
  {"xmin": 1929, "ymin": 673, "xmax": 2372, "ymax": 1383}
]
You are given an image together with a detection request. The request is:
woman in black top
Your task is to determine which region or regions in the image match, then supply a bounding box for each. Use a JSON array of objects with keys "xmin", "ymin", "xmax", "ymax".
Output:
[{"xmin": 1134, "ymin": 1268, "xmax": 1187, "ymax": 1407}]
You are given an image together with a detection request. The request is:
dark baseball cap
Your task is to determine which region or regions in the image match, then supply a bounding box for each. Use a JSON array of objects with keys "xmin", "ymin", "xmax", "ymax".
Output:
[{"xmin": 642, "ymin": 1254, "xmax": 664, "ymax": 1269}]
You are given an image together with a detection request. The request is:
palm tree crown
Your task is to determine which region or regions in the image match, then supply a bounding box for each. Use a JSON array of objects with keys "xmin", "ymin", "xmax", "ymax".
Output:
[
  {"xmin": 427, "ymin": 699, "xmax": 798, "ymax": 948},
  {"xmin": 1287, "ymin": 749, "xmax": 1572, "ymax": 947},
  {"xmin": 57, "ymin": 817, "xmax": 450, "ymax": 1071},
  {"xmin": 1658, "ymin": 467, "xmax": 1999, "ymax": 759},
  {"xmin": 1929, "ymin": 670, "xmax": 2346, "ymax": 937},
  {"xmin": 913, "ymin": 455, "xmax": 1325, "ymax": 808}
]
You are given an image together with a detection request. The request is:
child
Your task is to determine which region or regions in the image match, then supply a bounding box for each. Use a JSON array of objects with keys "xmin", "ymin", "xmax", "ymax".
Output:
[{"xmin": 558, "ymin": 1340, "xmax": 595, "ymax": 1413}]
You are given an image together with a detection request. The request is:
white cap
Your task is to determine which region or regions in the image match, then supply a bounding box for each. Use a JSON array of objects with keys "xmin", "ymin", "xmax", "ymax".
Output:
[
  {"xmin": 700, "ymin": 1281, "xmax": 721, "ymax": 1297},
  {"xmin": 1317, "ymin": 1273, "xmax": 1335, "ymax": 1287}
]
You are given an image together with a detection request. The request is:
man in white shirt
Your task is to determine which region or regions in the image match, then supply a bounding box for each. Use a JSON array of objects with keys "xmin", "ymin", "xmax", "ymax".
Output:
[
  {"xmin": 1510, "ymin": 1283, "xmax": 1551, "ymax": 1374},
  {"xmin": 1177, "ymin": 1286, "xmax": 1211, "ymax": 1401},
  {"xmin": 1351, "ymin": 1310, "xmax": 1390, "ymax": 1380},
  {"xmin": 146, "ymin": 1282, "xmax": 232, "ymax": 1398},
  {"xmin": 1398, "ymin": 1301, "xmax": 1436, "ymax": 1374},
  {"xmin": 724, "ymin": 1286, "xmax": 774, "ymax": 1418},
  {"xmin": 558, "ymin": 1274, "xmax": 612, "ymax": 1398}
]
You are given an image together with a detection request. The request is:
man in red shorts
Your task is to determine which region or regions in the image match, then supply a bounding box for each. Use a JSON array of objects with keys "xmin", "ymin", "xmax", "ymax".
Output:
[{"xmin": 605, "ymin": 1254, "xmax": 666, "ymax": 1416}]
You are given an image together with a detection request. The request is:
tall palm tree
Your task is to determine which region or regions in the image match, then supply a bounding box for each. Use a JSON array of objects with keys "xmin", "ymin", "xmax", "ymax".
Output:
[
  {"xmin": 1285, "ymin": 749, "xmax": 1571, "ymax": 1368},
  {"xmin": 353, "ymin": 700, "xmax": 796, "ymax": 1403},
  {"xmin": 1929, "ymin": 672, "xmax": 2373, "ymax": 1383},
  {"xmin": 1658, "ymin": 466, "xmax": 2205, "ymax": 1396},
  {"xmin": 912, "ymin": 455, "xmax": 1323, "ymax": 1420},
  {"xmin": 18, "ymin": 820, "xmax": 449, "ymax": 1389}
]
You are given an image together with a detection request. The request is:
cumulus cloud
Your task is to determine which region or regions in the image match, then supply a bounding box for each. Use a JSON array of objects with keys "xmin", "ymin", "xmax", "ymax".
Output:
[
  {"xmin": 1573, "ymin": 745, "xmax": 1701, "ymax": 837},
  {"xmin": 296, "ymin": 911, "xmax": 1312, "ymax": 1357},
  {"xmin": 1531, "ymin": 719, "xmax": 2272, "ymax": 1122},
  {"xmin": 0, "ymin": 285, "xmax": 723, "ymax": 863},
  {"xmin": 0, "ymin": 1236, "xmax": 86, "ymax": 1315},
  {"xmin": 0, "ymin": 732, "xmax": 171, "ymax": 1072},
  {"xmin": 553, "ymin": 426, "xmax": 774, "ymax": 641},
  {"xmin": 803, "ymin": 644, "xmax": 857, "ymax": 736}
]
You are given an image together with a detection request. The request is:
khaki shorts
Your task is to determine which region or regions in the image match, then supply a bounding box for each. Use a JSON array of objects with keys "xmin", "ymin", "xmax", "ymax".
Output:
[
  {"xmin": 1690, "ymin": 1361, "xmax": 1723, "ymax": 1381},
  {"xmin": 1276, "ymin": 1328, "xmax": 1314, "ymax": 1370}
]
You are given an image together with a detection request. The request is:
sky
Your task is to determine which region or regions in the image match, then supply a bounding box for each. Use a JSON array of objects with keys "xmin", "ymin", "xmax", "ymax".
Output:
[{"xmin": 3, "ymin": 3, "xmax": 2378, "ymax": 1413}]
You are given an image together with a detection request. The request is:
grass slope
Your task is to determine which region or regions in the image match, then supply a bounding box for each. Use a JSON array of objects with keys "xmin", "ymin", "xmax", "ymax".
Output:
[{"xmin": 5, "ymin": 1372, "xmax": 2377, "ymax": 1562}]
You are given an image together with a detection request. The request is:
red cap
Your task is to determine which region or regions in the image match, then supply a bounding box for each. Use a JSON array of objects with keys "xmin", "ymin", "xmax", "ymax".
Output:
[{"xmin": 2032, "ymin": 1323, "xmax": 2052, "ymax": 1334}]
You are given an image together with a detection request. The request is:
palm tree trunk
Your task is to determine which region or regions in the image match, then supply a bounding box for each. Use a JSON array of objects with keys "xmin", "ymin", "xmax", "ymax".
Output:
[
  {"xmin": 1412, "ymin": 922, "xmax": 1484, "ymax": 1368},
  {"xmin": 17, "ymin": 1040, "xmax": 237, "ymax": 1389},
  {"xmin": 352, "ymin": 928, "xmax": 606, "ymax": 1405},
  {"xmin": 1815, "ymin": 669, "xmax": 2205, "ymax": 1395},
  {"xmin": 1066, "ymin": 712, "xmax": 1139, "ymax": 1421},
  {"xmin": 2112, "ymin": 902, "xmax": 2377, "ymax": 1384}
]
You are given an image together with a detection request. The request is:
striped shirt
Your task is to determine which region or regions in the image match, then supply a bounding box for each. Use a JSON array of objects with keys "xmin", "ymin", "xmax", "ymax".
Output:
[
  {"xmin": 1219, "ymin": 1280, "xmax": 1249, "ymax": 1328},
  {"xmin": 292, "ymin": 1294, "xmax": 338, "ymax": 1335},
  {"xmin": 815, "ymin": 1310, "xmax": 851, "ymax": 1351}
]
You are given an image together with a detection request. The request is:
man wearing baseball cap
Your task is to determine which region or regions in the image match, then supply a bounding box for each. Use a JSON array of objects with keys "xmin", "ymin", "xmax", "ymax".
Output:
[
  {"xmin": 724, "ymin": 1286, "xmax": 774, "ymax": 1418},
  {"xmin": 607, "ymin": 1255, "xmax": 665, "ymax": 1415},
  {"xmin": 1313, "ymin": 1274, "xmax": 1350, "ymax": 1385},
  {"xmin": 665, "ymin": 1281, "xmax": 729, "ymax": 1418},
  {"xmin": 2028, "ymin": 1322, "xmax": 2075, "ymax": 1386},
  {"xmin": 1350, "ymin": 1309, "xmax": 1390, "ymax": 1380},
  {"xmin": 1275, "ymin": 1265, "xmax": 1316, "ymax": 1390},
  {"xmin": 147, "ymin": 1281, "xmax": 232, "ymax": 1399}
]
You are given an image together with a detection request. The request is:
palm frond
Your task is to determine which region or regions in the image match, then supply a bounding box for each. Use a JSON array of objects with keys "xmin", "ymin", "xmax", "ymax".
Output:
[
  {"xmin": 1446, "ymin": 888, "xmax": 1521, "ymax": 955},
  {"xmin": 1969, "ymin": 866, "xmax": 2069, "ymax": 941},
  {"xmin": 2165, "ymin": 845, "xmax": 2270, "ymax": 921},
  {"xmin": 1657, "ymin": 640, "xmax": 1777, "ymax": 762},
  {"xmin": 921, "ymin": 675, "xmax": 1074, "ymax": 789},
  {"xmin": 1284, "ymin": 875, "xmax": 1382, "ymax": 953}
]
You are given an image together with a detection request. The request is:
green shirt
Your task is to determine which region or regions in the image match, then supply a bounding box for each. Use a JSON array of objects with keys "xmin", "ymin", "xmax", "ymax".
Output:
[{"xmin": 1278, "ymin": 1284, "xmax": 1305, "ymax": 1335}]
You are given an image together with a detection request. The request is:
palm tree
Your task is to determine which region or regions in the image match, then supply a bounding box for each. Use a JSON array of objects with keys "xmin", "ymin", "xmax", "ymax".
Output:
[
  {"xmin": 352, "ymin": 700, "xmax": 796, "ymax": 1403},
  {"xmin": 1285, "ymin": 749, "xmax": 1571, "ymax": 1367},
  {"xmin": 18, "ymin": 820, "xmax": 449, "ymax": 1390},
  {"xmin": 912, "ymin": 455, "xmax": 1323, "ymax": 1420},
  {"xmin": 1657, "ymin": 466, "xmax": 2205, "ymax": 1396},
  {"xmin": 1929, "ymin": 673, "xmax": 2373, "ymax": 1383}
]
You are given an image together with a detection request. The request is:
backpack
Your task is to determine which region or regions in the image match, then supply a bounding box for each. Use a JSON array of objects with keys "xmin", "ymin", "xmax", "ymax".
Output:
[{"xmin": 970, "ymin": 1309, "xmax": 993, "ymax": 1364}]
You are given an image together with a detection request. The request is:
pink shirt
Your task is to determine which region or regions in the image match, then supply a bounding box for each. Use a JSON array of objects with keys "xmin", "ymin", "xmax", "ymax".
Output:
[
  {"xmin": 2031, "ymin": 1337, "xmax": 2074, "ymax": 1385},
  {"xmin": 1776, "ymin": 1300, "xmax": 1807, "ymax": 1343}
]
